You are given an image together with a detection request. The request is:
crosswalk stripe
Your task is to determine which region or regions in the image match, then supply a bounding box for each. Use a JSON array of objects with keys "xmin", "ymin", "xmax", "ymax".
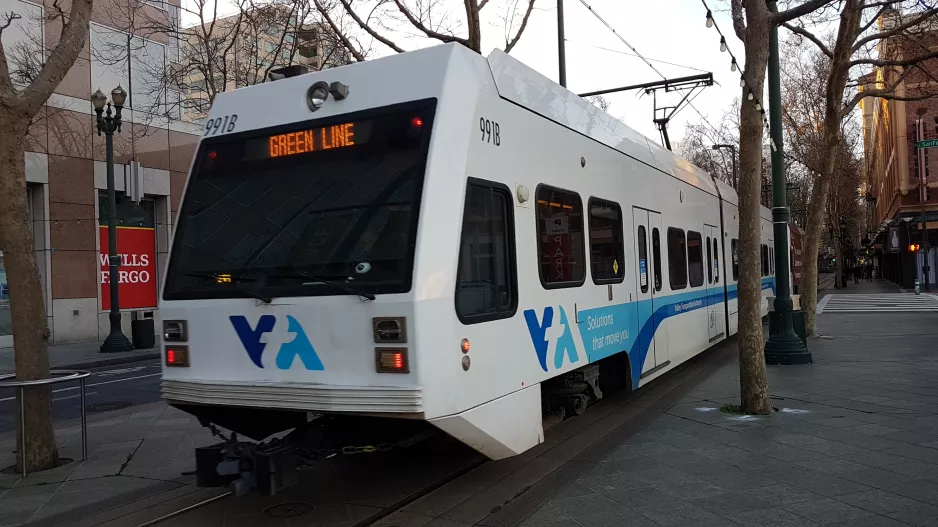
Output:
[{"xmin": 818, "ymin": 293, "xmax": 938, "ymax": 314}]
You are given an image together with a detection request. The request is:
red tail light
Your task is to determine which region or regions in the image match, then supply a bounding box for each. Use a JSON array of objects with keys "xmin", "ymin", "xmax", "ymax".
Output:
[
  {"xmin": 375, "ymin": 348, "xmax": 408, "ymax": 373},
  {"xmin": 166, "ymin": 345, "xmax": 190, "ymax": 367}
]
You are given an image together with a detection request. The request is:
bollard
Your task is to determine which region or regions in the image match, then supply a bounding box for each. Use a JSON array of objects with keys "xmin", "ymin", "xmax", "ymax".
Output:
[{"xmin": 915, "ymin": 278, "xmax": 921, "ymax": 295}]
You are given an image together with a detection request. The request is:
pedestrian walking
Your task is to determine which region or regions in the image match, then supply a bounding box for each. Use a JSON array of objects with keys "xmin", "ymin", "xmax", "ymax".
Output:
[{"xmin": 866, "ymin": 262, "xmax": 873, "ymax": 282}]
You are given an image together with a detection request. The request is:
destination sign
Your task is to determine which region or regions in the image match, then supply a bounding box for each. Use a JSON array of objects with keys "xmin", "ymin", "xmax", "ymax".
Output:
[{"xmin": 243, "ymin": 120, "xmax": 373, "ymax": 160}]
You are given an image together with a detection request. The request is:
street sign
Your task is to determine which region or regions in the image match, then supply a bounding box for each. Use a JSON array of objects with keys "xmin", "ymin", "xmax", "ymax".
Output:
[{"xmin": 916, "ymin": 139, "xmax": 938, "ymax": 149}]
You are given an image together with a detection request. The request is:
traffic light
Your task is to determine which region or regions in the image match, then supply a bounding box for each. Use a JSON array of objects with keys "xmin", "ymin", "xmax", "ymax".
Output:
[{"xmin": 910, "ymin": 243, "xmax": 922, "ymax": 252}]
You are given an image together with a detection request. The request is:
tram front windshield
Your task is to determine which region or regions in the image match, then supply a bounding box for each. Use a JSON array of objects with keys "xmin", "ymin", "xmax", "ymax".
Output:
[{"xmin": 162, "ymin": 100, "xmax": 436, "ymax": 301}]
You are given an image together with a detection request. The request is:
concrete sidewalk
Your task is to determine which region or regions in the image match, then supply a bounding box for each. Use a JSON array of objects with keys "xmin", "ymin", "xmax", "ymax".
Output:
[
  {"xmin": 511, "ymin": 300, "xmax": 938, "ymax": 526},
  {"xmin": 0, "ymin": 340, "xmax": 158, "ymax": 374},
  {"xmin": 0, "ymin": 401, "xmax": 214, "ymax": 526}
]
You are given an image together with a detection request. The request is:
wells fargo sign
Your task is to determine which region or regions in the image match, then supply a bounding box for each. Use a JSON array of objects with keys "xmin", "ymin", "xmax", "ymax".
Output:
[{"xmin": 99, "ymin": 226, "xmax": 157, "ymax": 310}]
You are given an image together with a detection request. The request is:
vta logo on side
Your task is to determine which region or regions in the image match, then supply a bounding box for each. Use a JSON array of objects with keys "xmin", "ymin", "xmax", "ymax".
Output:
[
  {"xmin": 230, "ymin": 315, "xmax": 324, "ymax": 370},
  {"xmin": 524, "ymin": 305, "xmax": 579, "ymax": 373}
]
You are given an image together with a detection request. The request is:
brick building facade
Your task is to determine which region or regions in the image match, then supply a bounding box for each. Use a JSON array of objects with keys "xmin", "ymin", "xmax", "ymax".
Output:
[
  {"xmin": 0, "ymin": 0, "xmax": 200, "ymax": 348},
  {"xmin": 861, "ymin": 12, "xmax": 938, "ymax": 289}
]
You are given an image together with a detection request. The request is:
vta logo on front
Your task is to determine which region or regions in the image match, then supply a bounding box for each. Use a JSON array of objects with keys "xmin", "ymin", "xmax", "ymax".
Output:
[
  {"xmin": 524, "ymin": 306, "xmax": 579, "ymax": 373},
  {"xmin": 230, "ymin": 315, "xmax": 324, "ymax": 370}
]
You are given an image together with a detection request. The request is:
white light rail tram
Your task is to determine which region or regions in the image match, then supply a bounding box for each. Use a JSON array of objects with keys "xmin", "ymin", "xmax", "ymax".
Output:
[{"xmin": 159, "ymin": 43, "xmax": 786, "ymax": 495}]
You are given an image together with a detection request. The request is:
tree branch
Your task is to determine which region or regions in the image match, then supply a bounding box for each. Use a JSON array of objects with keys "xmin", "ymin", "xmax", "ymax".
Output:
[
  {"xmin": 771, "ymin": 0, "xmax": 838, "ymax": 25},
  {"xmin": 17, "ymin": 0, "xmax": 93, "ymax": 112},
  {"xmin": 312, "ymin": 0, "xmax": 365, "ymax": 61},
  {"xmin": 852, "ymin": 7, "xmax": 938, "ymax": 52},
  {"xmin": 336, "ymin": 0, "xmax": 406, "ymax": 53},
  {"xmin": 782, "ymin": 22, "xmax": 833, "ymax": 57},
  {"xmin": 479, "ymin": 0, "xmax": 489, "ymax": 9},
  {"xmin": 0, "ymin": 12, "xmax": 22, "ymax": 98},
  {"xmin": 504, "ymin": 0, "xmax": 535, "ymax": 53},
  {"xmin": 731, "ymin": 0, "xmax": 747, "ymax": 41},
  {"xmin": 850, "ymin": 47, "xmax": 938, "ymax": 68},
  {"xmin": 391, "ymin": 0, "xmax": 467, "ymax": 45},
  {"xmin": 839, "ymin": 67, "xmax": 923, "ymax": 119}
]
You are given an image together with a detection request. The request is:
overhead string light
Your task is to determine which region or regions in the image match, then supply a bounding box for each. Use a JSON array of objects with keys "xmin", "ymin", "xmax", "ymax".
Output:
[{"xmin": 699, "ymin": 0, "xmax": 773, "ymax": 141}]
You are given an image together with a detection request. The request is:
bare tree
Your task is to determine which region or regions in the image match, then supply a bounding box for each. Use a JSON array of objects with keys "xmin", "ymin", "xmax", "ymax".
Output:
[
  {"xmin": 95, "ymin": 0, "xmax": 360, "ymax": 124},
  {"xmin": 316, "ymin": 0, "xmax": 537, "ymax": 54},
  {"xmin": 0, "ymin": 0, "xmax": 95, "ymax": 472},
  {"xmin": 730, "ymin": 0, "xmax": 834, "ymax": 415},
  {"xmin": 679, "ymin": 99, "xmax": 741, "ymax": 188},
  {"xmin": 779, "ymin": 0, "xmax": 938, "ymax": 336}
]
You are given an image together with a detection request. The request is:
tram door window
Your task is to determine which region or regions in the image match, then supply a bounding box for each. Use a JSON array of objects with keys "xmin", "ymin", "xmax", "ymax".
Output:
[
  {"xmin": 455, "ymin": 179, "xmax": 517, "ymax": 323},
  {"xmin": 713, "ymin": 238, "xmax": 720, "ymax": 283},
  {"xmin": 731, "ymin": 239, "xmax": 739, "ymax": 281},
  {"xmin": 706, "ymin": 236, "xmax": 713, "ymax": 284},
  {"xmin": 687, "ymin": 231, "xmax": 704, "ymax": 288},
  {"xmin": 637, "ymin": 226, "xmax": 648, "ymax": 293},
  {"xmin": 667, "ymin": 228, "xmax": 687, "ymax": 290},
  {"xmin": 536, "ymin": 186, "xmax": 586, "ymax": 288},
  {"xmin": 652, "ymin": 228, "xmax": 662, "ymax": 291},
  {"xmin": 587, "ymin": 198, "xmax": 625, "ymax": 284}
]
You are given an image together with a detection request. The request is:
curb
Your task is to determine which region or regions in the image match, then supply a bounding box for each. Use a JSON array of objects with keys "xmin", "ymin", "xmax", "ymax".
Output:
[{"xmin": 54, "ymin": 351, "xmax": 160, "ymax": 371}]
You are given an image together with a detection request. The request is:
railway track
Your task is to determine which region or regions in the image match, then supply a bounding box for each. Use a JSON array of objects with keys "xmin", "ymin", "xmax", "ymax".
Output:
[{"xmin": 128, "ymin": 433, "xmax": 484, "ymax": 527}]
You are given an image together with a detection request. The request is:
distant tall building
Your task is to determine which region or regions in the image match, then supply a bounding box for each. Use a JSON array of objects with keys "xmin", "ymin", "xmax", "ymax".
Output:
[
  {"xmin": 860, "ymin": 9, "xmax": 938, "ymax": 288},
  {"xmin": 0, "ymin": 0, "xmax": 201, "ymax": 348}
]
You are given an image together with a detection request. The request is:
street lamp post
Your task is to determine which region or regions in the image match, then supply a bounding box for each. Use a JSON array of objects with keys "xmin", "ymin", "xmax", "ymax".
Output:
[
  {"xmin": 92, "ymin": 87, "xmax": 133, "ymax": 354},
  {"xmin": 764, "ymin": 0, "xmax": 811, "ymax": 365},
  {"xmin": 712, "ymin": 144, "xmax": 737, "ymax": 189}
]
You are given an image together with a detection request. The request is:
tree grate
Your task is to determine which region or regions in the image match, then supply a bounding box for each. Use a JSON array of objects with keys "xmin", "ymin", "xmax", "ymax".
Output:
[
  {"xmin": 87, "ymin": 401, "xmax": 134, "ymax": 413},
  {"xmin": 263, "ymin": 502, "xmax": 315, "ymax": 518}
]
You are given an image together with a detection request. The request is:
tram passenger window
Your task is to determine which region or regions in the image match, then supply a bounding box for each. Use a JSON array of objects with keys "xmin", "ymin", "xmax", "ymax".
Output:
[
  {"xmin": 455, "ymin": 180, "xmax": 517, "ymax": 323},
  {"xmin": 688, "ymin": 231, "xmax": 704, "ymax": 287},
  {"xmin": 713, "ymin": 238, "xmax": 719, "ymax": 283},
  {"xmin": 731, "ymin": 239, "xmax": 739, "ymax": 281},
  {"xmin": 652, "ymin": 228, "xmax": 662, "ymax": 291},
  {"xmin": 667, "ymin": 228, "xmax": 687, "ymax": 290},
  {"xmin": 536, "ymin": 186, "xmax": 586, "ymax": 288},
  {"xmin": 588, "ymin": 198, "xmax": 625, "ymax": 284},
  {"xmin": 706, "ymin": 236, "xmax": 712, "ymax": 284},
  {"xmin": 771, "ymin": 247, "xmax": 775, "ymax": 275},
  {"xmin": 638, "ymin": 226, "xmax": 648, "ymax": 293}
]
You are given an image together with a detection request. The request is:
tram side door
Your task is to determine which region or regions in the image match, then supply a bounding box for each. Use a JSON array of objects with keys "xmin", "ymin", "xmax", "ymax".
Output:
[
  {"xmin": 705, "ymin": 224, "xmax": 725, "ymax": 342},
  {"xmin": 632, "ymin": 208, "xmax": 662, "ymax": 375}
]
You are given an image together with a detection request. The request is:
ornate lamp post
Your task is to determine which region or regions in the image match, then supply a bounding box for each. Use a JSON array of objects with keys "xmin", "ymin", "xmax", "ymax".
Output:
[{"xmin": 92, "ymin": 87, "xmax": 133, "ymax": 353}]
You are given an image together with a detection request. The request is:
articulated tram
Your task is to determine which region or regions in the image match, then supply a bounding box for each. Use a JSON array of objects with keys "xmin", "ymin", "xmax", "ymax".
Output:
[{"xmin": 158, "ymin": 43, "xmax": 783, "ymax": 493}]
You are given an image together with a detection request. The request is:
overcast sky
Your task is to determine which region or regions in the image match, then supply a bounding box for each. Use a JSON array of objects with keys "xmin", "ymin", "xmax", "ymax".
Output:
[{"xmin": 185, "ymin": 1, "xmax": 750, "ymax": 147}]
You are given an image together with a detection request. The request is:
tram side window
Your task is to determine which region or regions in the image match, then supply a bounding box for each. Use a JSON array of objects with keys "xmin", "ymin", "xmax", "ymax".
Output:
[
  {"xmin": 588, "ymin": 198, "xmax": 625, "ymax": 284},
  {"xmin": 667, "ymin": 228, "xmax": 687, "ymax": 290},
  {"xmin": 652, "ymin": 228, "xmax": 662, "ymax": 291},
  {"xmin": 761, "ymin": 244, "xmax": 768, "ymax": 277},
  {"xmin": 688, "ymin": 231, "xmax": 704, "ymax": 287},
  {"xmin": 455, "ymin": 180, "xmax": 517, "ymax": 323},
  {"xmin": 731, "ymin": 239, "xmax": 739, "ymax": 281},
  {"xmin": 536, "ymin": 186, "xmax": 586, "ymax": 288},
  {"xmin": 706, "ymin": 236, "xmax": 713, "ymax": 284},
  {"xmin": 713, "ymin": 238, "xmax": 719, "ymax": 283},
  {"xmin": 770, "ymin": 247, "xmax": 775, "ymax": 275}
]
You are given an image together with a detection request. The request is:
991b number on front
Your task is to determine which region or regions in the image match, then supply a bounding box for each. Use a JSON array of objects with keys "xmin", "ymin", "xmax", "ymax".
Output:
[{"xmin": 204, "ymin": 114, "xmax": 238, "ymax": 136}]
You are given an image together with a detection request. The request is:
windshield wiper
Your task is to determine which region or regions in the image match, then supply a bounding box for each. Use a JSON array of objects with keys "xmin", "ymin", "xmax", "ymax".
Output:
[
  {"xmin": 271, "ymin": 272, "xmax": 376, "ymax": 301},
  {"xmin": 182, "ymin": 272, "xmax": 258, "ymax": 282},
  {"xmin": 182, "ymin": 272, "xmax": 271, "ymax": 303}
]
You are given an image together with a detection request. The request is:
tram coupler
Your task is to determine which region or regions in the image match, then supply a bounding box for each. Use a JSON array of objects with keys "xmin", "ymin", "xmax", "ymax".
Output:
[{"xmin": 195, "ymin": 441, "xmax": 300, "ymax": 496}]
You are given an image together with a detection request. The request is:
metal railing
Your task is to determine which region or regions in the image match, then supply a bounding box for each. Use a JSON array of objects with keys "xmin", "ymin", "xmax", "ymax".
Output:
[{"xmin": 0, "ymin": 370, "xmax": 91, "ymax": 477}]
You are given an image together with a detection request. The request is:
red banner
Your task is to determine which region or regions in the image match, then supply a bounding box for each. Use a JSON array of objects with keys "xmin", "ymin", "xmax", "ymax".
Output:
[
  {"xmin": 99, "ymin": 226, "xmax": 157, "ymax": 310},
  {"xmin": 545, "ymin": 214, "xmax": 572, "ymax": 282}
]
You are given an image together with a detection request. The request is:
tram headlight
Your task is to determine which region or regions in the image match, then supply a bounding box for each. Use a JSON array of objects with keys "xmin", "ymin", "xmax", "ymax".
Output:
[
  {"xmin": 307, "ymin": 81, "xmax": 330, "ymax": 111},
  {"xmin": 163, "ymin": 320, "xmax": 188, "ymax": 342}
]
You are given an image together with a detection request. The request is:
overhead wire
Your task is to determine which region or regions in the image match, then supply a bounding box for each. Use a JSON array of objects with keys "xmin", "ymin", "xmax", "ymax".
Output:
[{"xmin": 575, "ymin": 0, "xmax": 750, "ymax": 148}]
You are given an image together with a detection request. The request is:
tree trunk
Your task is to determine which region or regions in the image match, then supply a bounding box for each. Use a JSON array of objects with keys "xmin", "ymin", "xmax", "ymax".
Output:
[
  {"xmin": 0, "ymin": 114, "xmax": 58, "ymax": 472},
  {"xmin": 798, "ymin": 0, "xmax": 863, "ymax": 336},
  {"xmin": 737, "ymin": 3, "xmax": 772, "ymax": 415}
]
